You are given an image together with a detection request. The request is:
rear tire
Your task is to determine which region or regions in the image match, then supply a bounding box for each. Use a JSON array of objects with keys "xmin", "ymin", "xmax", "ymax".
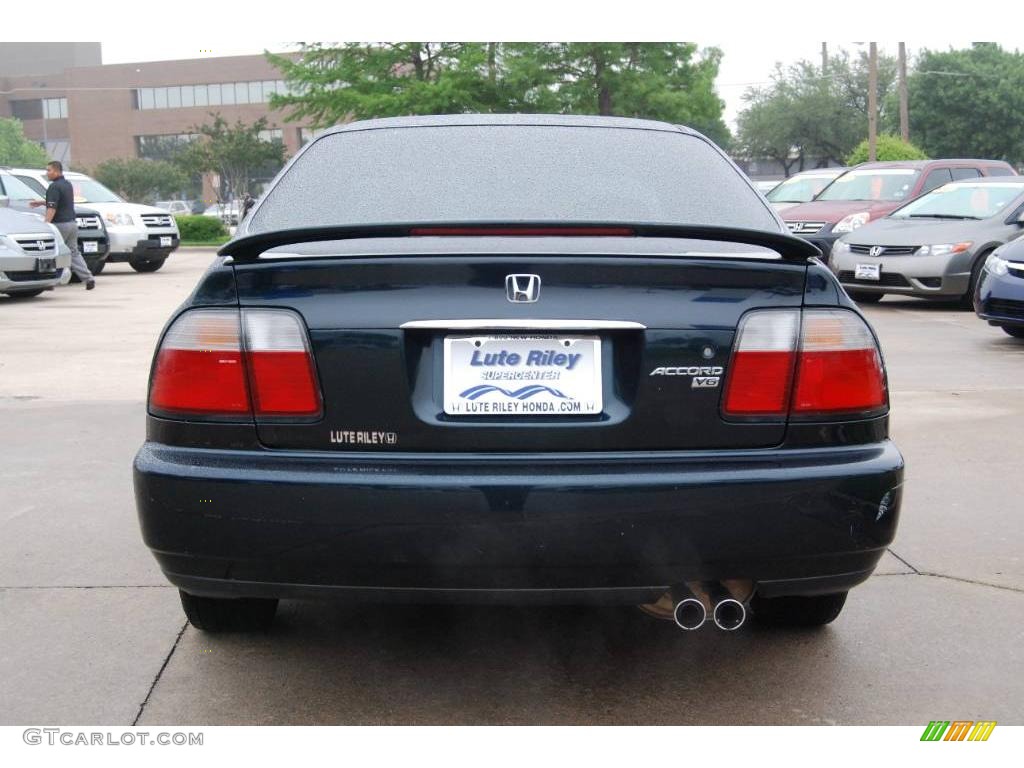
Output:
[
  {"xmin": 847, "ymin": 290, "xmax": 883, "ymax": 304},
  {"xmin": 1002, "ymin": 325, "xmax": 1024, "ymax": 339},
  {"xmin": 129, "ymin": 256, "xmax": 166, "ymax": 273},
  {"xmin": 750, "ymin": 591, "xmax": 848, "ymax": 628},
  {"xmin": 4, "ymin": 289, "xmax": 45, "ymax": 299},
  {"xmin": 178, "ymin": 590, "xmax": 278, "ymax": 632}
]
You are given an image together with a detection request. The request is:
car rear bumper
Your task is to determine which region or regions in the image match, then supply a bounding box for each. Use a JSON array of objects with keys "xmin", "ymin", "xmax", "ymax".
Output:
[{"xmin": 134, "ymin": 440, "xmax": 904, "ymax": 603}]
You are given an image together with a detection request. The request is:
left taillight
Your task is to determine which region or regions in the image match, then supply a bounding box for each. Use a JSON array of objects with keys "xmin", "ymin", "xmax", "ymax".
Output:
[{"xmin": 148, "ymin": 308, "xmax": 321, "ymax": 420}]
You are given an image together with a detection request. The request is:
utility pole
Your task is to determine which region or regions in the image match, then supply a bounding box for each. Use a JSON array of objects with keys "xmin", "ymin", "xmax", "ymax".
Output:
[
  {"xmin": 821, "ymin": 42, "xmax": 828, "ymax": 74},
  {"xmin": 898, "ymin": 42, "xmax": 910, "ymax": 142},
  {"xmin": 868, "ymin": 42, "xmax": 878, "ymax": 161}
]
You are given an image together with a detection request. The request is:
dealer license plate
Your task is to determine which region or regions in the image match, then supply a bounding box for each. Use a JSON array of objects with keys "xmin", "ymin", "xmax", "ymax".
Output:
[
  {"xmin": 855, "ymin": 263, "xmax": 881, "ymax": 281},
  {"xmin": 160, "ymin": 236, "xmax": 172, "ymax": 247},
  {"xmin": 82, "ymin": 240, "xmax": 98, "ymax": 253},
  {"xmin": 37, "ymin": 258, "xmax": 56, "ymax": 272},
  {"xmin": 443, "ymin": 335, "xmax": 602, "ymax": 416}
]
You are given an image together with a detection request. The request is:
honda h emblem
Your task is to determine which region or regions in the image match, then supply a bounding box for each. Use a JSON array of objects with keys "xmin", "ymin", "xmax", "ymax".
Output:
[
  {"xmin": 506, "ymin": 274, "xmax": 541, "ymax": 303},
  {"xmin": 869, "ymin": 246, "xmax": 883, "ymax": 257}
]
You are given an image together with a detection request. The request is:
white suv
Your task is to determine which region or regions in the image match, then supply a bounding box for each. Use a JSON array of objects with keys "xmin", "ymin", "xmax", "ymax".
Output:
[{"xmin": 11, "ymin": 168, "xmax": 180, "ymax": 273}]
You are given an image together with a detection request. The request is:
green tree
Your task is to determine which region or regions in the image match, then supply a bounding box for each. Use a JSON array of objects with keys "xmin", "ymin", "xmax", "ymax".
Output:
[
  {"xmin": 735, "ymin": 49, "xmax": 898, "ymax": 172},
  {"xmin": 0, "ymin": 117, "xmax": 48, "ymax": 166},
  {"xmin": 846, "ymin": 134, "xmax": 928, "ymax": 165},
  {"xmin": 909, "ymin": 43, "xmax": 1024, "ymax": 166},
  {"xmin": 268, "ymin": 43, "xmax": 729, "ymax": 146},
  {"xmin": 175, "ymin": 114, "xmax": 287, "ymax": 201},
  {"xmin": 91, "ymin": 157, "xmax": 188, "ymax": 203}
]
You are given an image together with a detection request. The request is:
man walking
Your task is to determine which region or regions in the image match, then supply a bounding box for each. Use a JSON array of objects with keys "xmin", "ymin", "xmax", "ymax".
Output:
[{"xmin": 29, "ymin": 161, "xmax": 94, "ymax": 290}]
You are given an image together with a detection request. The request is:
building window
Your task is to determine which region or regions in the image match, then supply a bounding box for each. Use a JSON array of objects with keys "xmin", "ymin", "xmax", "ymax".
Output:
[
  {"xmin": 136, "ymin": 133, "xmax": 199, "ymax": 160},
  {"xmin": 10, "ymin": 99, "xmax": 44, "ymax": 120},
  {"xmin": 258, "ymin": 128, "xmax": 283, "ymax": 143},
  {"xmin": 43, "ymin": 98, "xmax": 68, "ymax": 119},
  {"xmin": 133, "ymin": 80, "xmax": 285, "ymax": 110}
]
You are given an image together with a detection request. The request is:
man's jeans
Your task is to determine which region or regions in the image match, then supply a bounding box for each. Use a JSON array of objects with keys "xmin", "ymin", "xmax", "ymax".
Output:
[{"xmin": 53, "ymin": 221, "xmax": 93, "ymax": 282}]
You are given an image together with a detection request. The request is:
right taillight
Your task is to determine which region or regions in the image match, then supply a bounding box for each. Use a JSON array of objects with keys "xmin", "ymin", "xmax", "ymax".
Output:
[
  {"xmin": 723, "ymin": 308, "xmax": 887, "ymax": 420},
  {"xmin": 792, "ymin": 309, "xmax": 887, "ymax": 416},
  {"xmin": 149, "ymin": 308, "xmax": 321, "ymax": 421}
]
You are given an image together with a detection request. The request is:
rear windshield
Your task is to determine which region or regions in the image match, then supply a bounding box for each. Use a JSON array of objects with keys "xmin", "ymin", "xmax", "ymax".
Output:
[
  {"xmin": 817, "ymin": 168, "xmax": 920, "ymax": 202},
  {"xmin": 248, "ymin": 125, "xmax": 778, "ymax": 233},
  {"xmin": 891, "ymin": 182, "xmax": 1024, "ymax": 220}
]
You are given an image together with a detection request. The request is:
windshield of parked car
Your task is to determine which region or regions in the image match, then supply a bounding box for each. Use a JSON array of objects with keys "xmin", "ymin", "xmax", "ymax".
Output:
[
  {"xmin": 817, "ymin": 168, "xmax": 920, "ymax": 202},
  {"xmin": 1, "ymin": 172, "xmax": 44, "ymax": 201},
  {"xmin": 891, "ymin": 182, "xmax": 1024, "ymax": 220},
  {"xmin": 249, "ymin": 124, "xmax": 779, "ymax": 233},
  {"xmin": 68, "ymin": 178, "xmax": 124, "ymax": 204},
  {"xmin": 766, "ymin": 173, "xmax": 842, "ymax": 203}
]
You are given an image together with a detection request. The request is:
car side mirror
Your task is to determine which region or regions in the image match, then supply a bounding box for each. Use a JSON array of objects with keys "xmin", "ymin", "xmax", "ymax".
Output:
[{"xmin": 0, "ymin": 195, "xmax": 10, "ymax": 208}]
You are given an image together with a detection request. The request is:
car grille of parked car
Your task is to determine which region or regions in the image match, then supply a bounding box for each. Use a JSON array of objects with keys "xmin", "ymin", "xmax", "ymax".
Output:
[
  {"xmin": 838, "ymin": 271, "xmax": 911, "ymax": 287},
  {"xmin": 11, "ymin": 235, "xmax": 57, "ymax": 255},
  {"xmin": 5, "ymin": 268, "xmax": 59, "ymax": 282},
  {"xmin": 984, "ymin": 298, "xmax": 1024, "ymax": 320},
  {"xmin": 141, "ymin": 214, "xmax": 173, "ymax": 228},
  {"xmin": 75, "ymin": 215, "xmax": 102, "ymax": 230},
  {"xmin": 786, "ymin": 221, "xmax": 826, "ymax": 235},
  {"xmin": 849, "ymin": 244, "xmax": 919, "ymax": 256}
]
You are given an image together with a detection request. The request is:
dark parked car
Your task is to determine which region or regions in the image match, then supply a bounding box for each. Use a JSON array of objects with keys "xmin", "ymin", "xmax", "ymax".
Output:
[
  {"xmin": 0, "ymin": 169, "xmax": 109, "ymax": 273},
  {"xmin": 783, "ymin": 159, "xmax": 1017, "ymax": 257},
  {"xmin": 831, "ymin": 177, "xmax": 1024, "ymax": 306},
  {"xmin": 975, "ymin": 238, "xmax": 1024, "ymax": 338},
  {"xmin": 134, "ymin": 115, "xmax": 904, "ymax": 633}
]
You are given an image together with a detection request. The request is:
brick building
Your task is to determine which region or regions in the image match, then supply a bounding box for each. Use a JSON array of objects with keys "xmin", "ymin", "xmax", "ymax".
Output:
[{"xmin": 0, "ymin": 43, "xmax": 316, "ymax": 191}]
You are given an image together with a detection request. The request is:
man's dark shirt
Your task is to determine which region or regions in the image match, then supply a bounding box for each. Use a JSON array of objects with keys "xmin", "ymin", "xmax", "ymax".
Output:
[{"xmin": 46, "ymin": 176, "xmax": 76, "ymax": 224}]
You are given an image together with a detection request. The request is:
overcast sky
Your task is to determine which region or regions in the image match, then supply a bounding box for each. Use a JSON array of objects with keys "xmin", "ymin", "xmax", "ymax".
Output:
[{"xmin": 99, "ymin": 41, "xmax": 963, "ymax": 128}]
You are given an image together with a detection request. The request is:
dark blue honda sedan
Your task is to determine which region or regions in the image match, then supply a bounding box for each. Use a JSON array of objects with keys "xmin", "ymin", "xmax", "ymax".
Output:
[
  {"xmin": 975, "ymin": 237, "xmax": 1024, "ymax": 338},
  {"xmin": 133, "ymin": 115, "xmax": 904, "ymax": 634}
]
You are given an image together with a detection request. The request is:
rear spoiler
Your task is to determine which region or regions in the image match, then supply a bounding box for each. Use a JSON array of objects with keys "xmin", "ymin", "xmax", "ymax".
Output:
[{"xmin": 219, "ymin": 222, "xmax": 821, "ymax": 263}]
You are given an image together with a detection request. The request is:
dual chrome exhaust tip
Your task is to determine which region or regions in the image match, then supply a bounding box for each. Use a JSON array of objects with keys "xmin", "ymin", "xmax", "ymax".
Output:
[{"xmin": 671, "ymin": 583, "xmax": 748, "ymax": 632}]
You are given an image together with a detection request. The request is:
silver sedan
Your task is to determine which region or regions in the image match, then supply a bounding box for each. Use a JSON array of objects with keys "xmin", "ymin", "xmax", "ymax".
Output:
[{"xmin": 830, "ymin": 177, "xmax": 1024, "ymax": 307}]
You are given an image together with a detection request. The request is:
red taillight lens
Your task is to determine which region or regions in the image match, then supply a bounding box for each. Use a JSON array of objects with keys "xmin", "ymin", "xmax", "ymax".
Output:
[
  {"xmin": 723, "ymin": 311, "xmax": 799, "ymax": 416},
  {"xmin": 243, "ymin": 309, "xmax": 321, "ymax": 417},
  {"xmin": 149, "ymin": 309, "xmax": 321, "ymax": 420},
  {"xmin": 149, "ymin": 310, "xmax": 249, "ymax": 416},
  {"xmin": 792, "ymin": 310, "xmax": 887, "ymax": 415},
  {"xmin": 723, "ymin": 308, "xmax": 887, "ymax": 420}
]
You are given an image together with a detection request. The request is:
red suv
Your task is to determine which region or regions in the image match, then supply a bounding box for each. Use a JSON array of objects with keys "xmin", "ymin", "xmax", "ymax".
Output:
[{"xmin": 783, "ymin": 159, "xmax": 1017, "ymax": 256}]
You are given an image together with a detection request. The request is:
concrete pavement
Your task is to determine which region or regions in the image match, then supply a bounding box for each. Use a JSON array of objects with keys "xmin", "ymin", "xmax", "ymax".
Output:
[{"xmin": 1, "ymin": 249, "xmax": 1021, "ymax": 725}]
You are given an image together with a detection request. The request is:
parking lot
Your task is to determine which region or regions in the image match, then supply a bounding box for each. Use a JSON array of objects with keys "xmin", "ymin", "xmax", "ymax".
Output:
[{"xmin": 1, "ymin": 247, "xmax": 1022, "ymax": 725}]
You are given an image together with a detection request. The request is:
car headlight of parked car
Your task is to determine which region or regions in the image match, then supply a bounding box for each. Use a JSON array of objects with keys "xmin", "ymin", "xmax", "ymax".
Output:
[
  {"xmin": 833, "ymin": 212, "xmax": 872, "ymax": 233},
  {"xmin": 916, "ymin": 242, "xmax": 972, "ymax": 257},
  {"xmin": 104, "ymin": 212, "xmax": 135, "ymax": 226},
  {"xmin": 832, "ymin": 240, "xmax": 851, "ymax": 255},
  {"xmin": 984, "ymin": 252, "xmax": 1010, "ymax": 276}
]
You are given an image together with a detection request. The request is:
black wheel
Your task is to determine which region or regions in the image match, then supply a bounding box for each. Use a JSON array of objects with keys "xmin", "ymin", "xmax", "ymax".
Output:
[
  {"xmin": 960, "ymin": 252, "xmax": 989, "ymax": 310},
  {"xmin": 178, "ymin": 590, "xmax": 278, "ymax": 632},
  {"xmin": 750, "ymin": 591, "xmax": 848, "ymax": 628},
  {"xmin": 847, "ymin": 290, "xmax": 883, "ymax": 304},
  {"xmin": 1002, "ymin": 325, "xmax": 1024, "ymax": 339},
  {"xmin": 129, "ymin": 256, "xmax": 166, "ymax": 273},
  {"xmin": 4, "ymin": 289, "xmax": 45, "ymax": 299},
  {"xmin": 86, "ymin": 256, "xmax": 107, "ymax": 274}
]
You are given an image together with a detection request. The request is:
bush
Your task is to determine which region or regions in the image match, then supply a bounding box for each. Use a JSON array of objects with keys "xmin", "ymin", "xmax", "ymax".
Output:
[
  {"xmin": 175, "ymin": 215, "xmax": 228, "ymax": 242},
  {"xmin": 846, "ymin": 135, "xmax": 928, "ymax": 165},
  {"xmin": 91, "ymin": 157, "xmax": 187, "ymax": 203}
]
